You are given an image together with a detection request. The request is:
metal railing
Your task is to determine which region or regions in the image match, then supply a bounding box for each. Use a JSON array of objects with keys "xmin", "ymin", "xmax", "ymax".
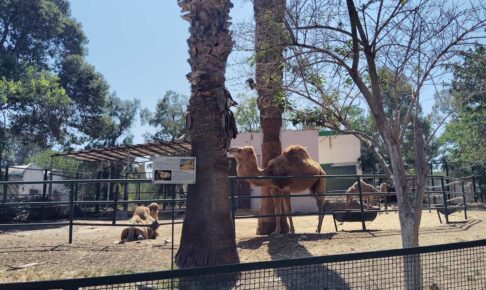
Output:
[
  {"xmin": 0, "ymin": 178, "xmax": 185, "ymax": 244},
  {"xmin": 228, "ymin": 174, "xmax": 469, "ymax": 230},
  {"xmin": 0, "ymin": 175, "xmax": 470, "ymax": 242},
  {"xmin": 1, "ymin": 239, "xmax": 485, "ymax": 290}
]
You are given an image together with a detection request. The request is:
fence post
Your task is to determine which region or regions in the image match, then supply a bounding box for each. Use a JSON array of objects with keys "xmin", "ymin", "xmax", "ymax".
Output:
[
  {"xmin": 48, "ymin": 166, "xmax": 53, "ymax": 204},
  {"xmin": 74, "ymin": 172, "xmax": 79, "ymax": 219},
  {"xmin": 95, "ymin": 171, "xmax": 101, "ymax": 214},
  {"xmin": 137, "ymin": 178, "xmax": 141, "ymax": 206},
  {"xmin": 106, "ymin": 168, "xmax": 112, "ymax": 210},
  {"xmin": 41, "ymin": 169, "xmax": 48, "ymax": 220},
  {"xmin": 2, "ymin": 165, "xmax": 8, "ymax": 223},
  {"xmin": 69, "ymin": 181, "xmax": 75, "ymax": 244},
  {"xmin": 461, "ymin": 180, "xmax": 468, "ymax": 220},
  {"xmin": 123, "ymin": 174, "xmax": 129, "ymax": 211},
  {"xmin": 171, "ymin": 185, "xmax": 175, "ymax": 270},
  {"xmin": 356, "ymin": 176, "xmax": 367, "ymax": 231},
  {"xmin": 112, "ymin": 185, "xmax": 119, "ymax": 225},
  {"xmin": 440, "ymin": 176, "xmax": 450, "ymax": 224}
]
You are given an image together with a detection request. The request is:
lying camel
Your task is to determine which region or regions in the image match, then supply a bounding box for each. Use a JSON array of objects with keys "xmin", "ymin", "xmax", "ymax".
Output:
[
  {"xmin": 345, "ymin": 181, "xmax": 387, "ymax": 209},
  {"xmin": 229, "ymin": 145, "xmax": 326, "ymax": 234},
  {"xmin": 120, "ymin": 203, "xmax": 160, "ymax": 243}
]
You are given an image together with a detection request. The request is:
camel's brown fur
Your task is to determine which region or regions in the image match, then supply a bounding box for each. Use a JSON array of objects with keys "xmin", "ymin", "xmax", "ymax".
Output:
[
  {"xmin": 120, "ymin": 203, "xmax": 160, "ymax": 243},
  {"xmin": 229, "ymin": 145, "xmax": 326, "ymax": 234},
  {"xmin": 345, "ymin": 181, "xmax": 388, "ymax": 208}
]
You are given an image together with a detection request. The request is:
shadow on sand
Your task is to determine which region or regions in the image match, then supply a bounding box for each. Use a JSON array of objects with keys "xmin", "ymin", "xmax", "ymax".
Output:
[{"xmin": 238, "ymin": 233, "xmax": 351, "ymax": 290}]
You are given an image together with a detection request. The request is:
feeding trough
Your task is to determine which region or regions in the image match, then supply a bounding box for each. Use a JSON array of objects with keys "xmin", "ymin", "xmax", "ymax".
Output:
[{"xmin": 333, "ymin": 211, "xmax": 378, "ymax": 222}]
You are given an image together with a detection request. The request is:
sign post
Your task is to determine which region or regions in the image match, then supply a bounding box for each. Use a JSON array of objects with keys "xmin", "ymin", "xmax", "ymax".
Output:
[
  {"xmin": 152, "ymin": 156, "xmax": 196, "ymax": 185},
  {"xmin": 152, "ymin": 156, "xmax": 195, "ymax": 272}
]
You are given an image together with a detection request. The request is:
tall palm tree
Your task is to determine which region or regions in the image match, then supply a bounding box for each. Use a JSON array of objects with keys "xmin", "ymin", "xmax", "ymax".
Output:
[
  {"xmin": 254, "ymin": 0, "xmax": 289, "ymax": 234},
  {"xmin": 175, "ymin": 0, "xmax": 239, "ymax": 267}
]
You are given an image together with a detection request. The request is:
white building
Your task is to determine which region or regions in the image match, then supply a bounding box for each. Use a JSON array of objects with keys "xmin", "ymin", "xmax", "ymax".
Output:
[
  {"xmin": 229, "ymin": 130, "xmax": 362, "ymax": 213},
  {"xmin": 7, "ymin": 164, "xmax": 68, "ymax": 201}
]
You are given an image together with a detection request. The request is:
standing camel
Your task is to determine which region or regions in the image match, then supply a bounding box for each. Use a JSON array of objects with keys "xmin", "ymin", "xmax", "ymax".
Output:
[
  {"xmin": 345, "ymin": 181, "xmax": 392, "ymax": 209},
  {"xmin": 229, "ymin": 145, "xmax": 327, "ymax": 234}
]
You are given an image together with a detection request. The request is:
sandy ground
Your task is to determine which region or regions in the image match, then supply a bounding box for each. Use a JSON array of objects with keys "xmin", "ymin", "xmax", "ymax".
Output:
[{"xmin": 0, "ymin": 209, "xmax": 485, "ymax": 283}]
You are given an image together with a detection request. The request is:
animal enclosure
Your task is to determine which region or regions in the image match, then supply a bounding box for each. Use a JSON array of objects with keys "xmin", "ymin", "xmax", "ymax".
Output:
[{"xmin": 1, "ymin": 239, "xmax": 485, "ymax": 289}]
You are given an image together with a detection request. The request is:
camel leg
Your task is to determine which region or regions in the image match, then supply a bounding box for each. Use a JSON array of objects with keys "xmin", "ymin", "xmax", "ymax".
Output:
[
  {"xmin": 346, "ymin": 195, "xmax": 352, "ymax": 208},
  {"xmin": 272, "ymin": 190, "xmax": 282, "ymax": 235},
  {"xmin": 316, "ymin": 196, "xmax": 325, "ymax": 233},
  {"xmin": 282, "ymin": 189, "xmax": 294, "ymax": 234}
]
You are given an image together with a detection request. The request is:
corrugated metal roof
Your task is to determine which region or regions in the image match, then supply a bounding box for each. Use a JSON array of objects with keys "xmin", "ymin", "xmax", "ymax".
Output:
[{"xmin": 51, "ymin": 141, "xmax": 192, "ymax": 162}]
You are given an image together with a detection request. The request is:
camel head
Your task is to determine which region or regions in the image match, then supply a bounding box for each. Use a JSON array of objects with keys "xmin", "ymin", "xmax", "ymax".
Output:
[
  {"xmin": 379, "ymin": 182, "xmax": 389, "ymax": 192},
  {"xmin": 228, "ymin": 146, "xmax": 258, "ymax": 163},
  {"xmin": 346, "ymin": 181, "xmax": 360, "ymax": 193}
]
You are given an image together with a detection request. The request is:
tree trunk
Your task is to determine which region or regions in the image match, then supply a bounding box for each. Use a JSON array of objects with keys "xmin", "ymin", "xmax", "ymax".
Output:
[
  {"xmin": 175, "ymin": 0, "xmax": 239, "ymax": 268},
  {"xmin": 254, "ymin": 0, "xmax": 288, "ymax": 235},
  {"xmin": 386, "ymin": 111, "xmax": 429, "ymax": 289}
]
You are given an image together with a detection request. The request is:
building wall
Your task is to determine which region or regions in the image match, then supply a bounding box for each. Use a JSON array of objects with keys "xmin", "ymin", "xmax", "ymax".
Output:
[
  {"xmin": 318, "ymin": 134, "xmax": 361, "ymax": 165},
  {"xmin": 18, "ymin": 166, "xmax": 44, "ymax": 197},
  {"xmin": 230, "ymin": 130, "xmax": 323, "ymax": 213}
]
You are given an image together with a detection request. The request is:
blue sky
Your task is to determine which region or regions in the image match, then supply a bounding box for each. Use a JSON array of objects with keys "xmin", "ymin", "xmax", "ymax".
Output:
[
  {"xmin": 69, "ymin": 1, "xmax": 443, "ymax": 145},
  {"xmin": 70, "ymin": 1, "xmax": 252, "ymax": 144}
]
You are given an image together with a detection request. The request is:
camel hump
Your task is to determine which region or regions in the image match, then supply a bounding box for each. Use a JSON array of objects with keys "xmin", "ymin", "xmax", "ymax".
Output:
[
  {"xmin": 283, "ymin": 145, "xmax": 311, "ymax": 162},
  {"xmin": 265, "ymin": 155, "xmax": 290, "ymax": 176}
]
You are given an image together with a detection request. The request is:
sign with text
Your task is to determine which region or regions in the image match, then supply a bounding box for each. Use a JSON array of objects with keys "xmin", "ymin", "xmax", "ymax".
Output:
[{"xmin": 152, "ymin": 156, "xmax": 196, "ymax": 184}]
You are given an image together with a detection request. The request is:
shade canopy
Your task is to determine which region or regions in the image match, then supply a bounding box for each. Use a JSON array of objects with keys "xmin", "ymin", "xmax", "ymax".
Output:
[{"xmin": 52, "ymin": 141, "xmax": 192, "ymax": 162}]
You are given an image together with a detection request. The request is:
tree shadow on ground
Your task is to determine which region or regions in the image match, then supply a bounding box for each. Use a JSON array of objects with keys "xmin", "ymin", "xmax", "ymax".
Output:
[{"xmin": 238, "ymin": 233, "xmax": 351, "ymax": 290}]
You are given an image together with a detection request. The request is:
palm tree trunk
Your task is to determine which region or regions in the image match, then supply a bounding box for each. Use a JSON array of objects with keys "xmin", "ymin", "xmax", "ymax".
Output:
[
  {"xmin": 254, "ymin": 0, "xmax": 288, "ymax": 235},
  {"xmin": 175, "ymin": 0, "xmax": 239, "ymax": 267}
]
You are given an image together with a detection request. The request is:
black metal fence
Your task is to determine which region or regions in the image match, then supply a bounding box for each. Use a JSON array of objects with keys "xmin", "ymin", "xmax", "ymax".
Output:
[
  {"xmin": 1, "ymin": 239, "xmax": 485, "ymax": 290},
  {"xmin": 0, "ymin": 174, "xmax": 472, "ymax": 243},
  {"xmin": 228, "ymin": 174, "xmax": 470, "ymax": 231}
]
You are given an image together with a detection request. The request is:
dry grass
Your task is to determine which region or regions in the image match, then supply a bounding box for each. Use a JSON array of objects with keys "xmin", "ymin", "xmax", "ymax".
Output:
[{"xmin": 0, "ymin": 209, "xmax": 485, "ymax": 283}]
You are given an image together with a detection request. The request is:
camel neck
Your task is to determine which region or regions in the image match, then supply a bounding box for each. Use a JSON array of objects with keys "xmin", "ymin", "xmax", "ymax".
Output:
[{"xmin": 237, "ymin": 159, "xmax": 263, "ymax": 177}]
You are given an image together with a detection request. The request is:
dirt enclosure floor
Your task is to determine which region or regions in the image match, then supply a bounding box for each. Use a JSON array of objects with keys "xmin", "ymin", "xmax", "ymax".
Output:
[{"xmin": 1, "ymin": 209, "xmax": 486, "ymax": 283}]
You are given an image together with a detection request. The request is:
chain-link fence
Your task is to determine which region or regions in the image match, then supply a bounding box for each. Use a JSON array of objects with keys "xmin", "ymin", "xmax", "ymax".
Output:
[{"xmin": 1, "ymin": 239, "xmax": 485, "ymax": 290}]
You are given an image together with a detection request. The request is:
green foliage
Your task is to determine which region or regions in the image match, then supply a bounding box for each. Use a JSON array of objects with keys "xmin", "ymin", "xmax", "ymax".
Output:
[
  {"xmin": 0, "ymin": 0, "xmax": 86, "ymax": 77},
  {"xmin": 58, "ymin": 55, "xmax": 109, "ymax": 144},
  {"xmin": 0, "ymin": 67, "xmax": 71, "ymax": 150},
  {"xmin": 27, "ymin": 149, "xmax": 84, "ymax": 173},
  {"xmin": 440, "ymin": 46, "xmax": 486, "ymax": 162},
  {"xmin": 234, "ymin": 94, "xmax": 260, "ymax": 132},
  {"xmin": 290, "ymin": 67, "xmax": 440, "ymax": 172},
  {"xmin": 87, "ymin": 93, "xmax": 140, "ymax": 148},
  {"xmin": 140, "ymin": 91, "xmax": 187, "ymax": 142},
  {"xmin": 0, "ymin": 0, "xmax": 138, "ymax": 166}
]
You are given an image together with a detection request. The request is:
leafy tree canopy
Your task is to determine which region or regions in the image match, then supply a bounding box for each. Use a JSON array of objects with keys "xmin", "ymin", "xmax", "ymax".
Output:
[
  {"xmin": 234, "ymin": 94, "xmax": 260, "ymax": 132},
  {"xmin": 85, "ymin": 93, "xmax": 140, "ymax": 149},
  {"xmin": 439, "ymin": 46, "xmax": 486, "ymax": 163},
  {"xmin": 140, "ymin": 91, "xmax": 187, "ymax": 142},
  {"xmin": 0, "ymin": 0, "xmax": 86, "ymax": 77},
  {"xmin": 0, "ymin": 0, "xmax": 138, "ymax": 166}
]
